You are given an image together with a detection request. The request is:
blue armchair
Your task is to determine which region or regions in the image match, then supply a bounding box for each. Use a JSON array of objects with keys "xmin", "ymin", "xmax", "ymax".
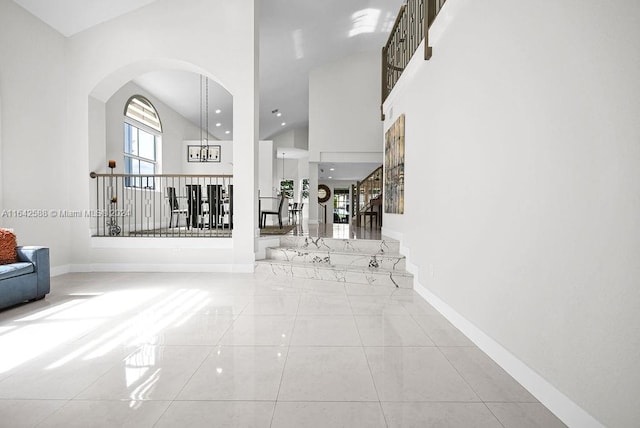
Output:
[{"xmin": 0, "ymin": 246, "xmax": 50, "ymax": 310}]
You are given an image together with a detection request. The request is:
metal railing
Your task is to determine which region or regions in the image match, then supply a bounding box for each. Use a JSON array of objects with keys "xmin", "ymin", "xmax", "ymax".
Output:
[
  {"xmin": 382, "ymin": 0, "xmax": 447, "ymax": 112},
  {"xmin": 89, "ymin": 172, "xmax": 233, "ymax": 237},
  {"xmin": 319, "ymin": 203, "xmax": 327, "ymax": 224},
  {"xmin": 355, "ymin": 165, "xmax": 383, "ymax": 228}
]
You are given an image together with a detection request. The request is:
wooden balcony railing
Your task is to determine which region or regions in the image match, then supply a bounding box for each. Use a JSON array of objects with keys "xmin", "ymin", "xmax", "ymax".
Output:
[
  {"xmin": 89, "ymin": 172, "xmax": 233, "ymax": 237},
  {"xmin": 381, "ymin": 0, "xmax": 447, "ymax": 116},
  {"xmin": 355, "ymin": 165, "xmax": 383, "ymax": 228}
]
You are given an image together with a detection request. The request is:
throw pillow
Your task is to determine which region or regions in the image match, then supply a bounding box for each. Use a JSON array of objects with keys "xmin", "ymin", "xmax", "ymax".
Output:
[{"xmin": 0, "ymin": 228, "xmax": 17, "ymax": 265}]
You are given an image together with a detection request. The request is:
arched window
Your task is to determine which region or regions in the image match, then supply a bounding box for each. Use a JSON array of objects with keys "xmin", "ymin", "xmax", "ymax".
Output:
[{"xmin": 123, "ymin": 95, "xmax": 162, "ymax": 188}]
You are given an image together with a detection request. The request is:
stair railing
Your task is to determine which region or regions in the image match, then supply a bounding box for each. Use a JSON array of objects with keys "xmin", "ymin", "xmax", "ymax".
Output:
[
  {"xmin": 319, "ymin": 203, "xmax": 327, "ymax": 224},
  {"xmin": 356, "ymin": 165, "xmax": 383, "ymax": 228},
  {"xmin": 381, "ymin": 0, "xmax": 447, "ymax": 118}
]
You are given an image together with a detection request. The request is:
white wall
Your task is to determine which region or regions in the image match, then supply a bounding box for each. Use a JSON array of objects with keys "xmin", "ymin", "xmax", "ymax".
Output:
[
  {"xmin": 293, "ymin": 127, "xmax": 309, "ymax": 151},
  {"xmin": 272, "ymin": 126, "xmax": 310, "ymax": 206},
  {"xmin": 308, "ymin": 52, "xmax": 382, "ymax": 162},
  {"xmin": 272, "ymin": 126, "xmax": 309, "ymax": 151},
  {"xmin": 308, "ymin": 162, "xmax": 319, "ymax": 224},
  {"xmin": 382, "ymin": 0, "xmax": 640, "ymax": 427},
  {"xmin": 273, "ymin": 130, "xmax": 294, "ymax": 149},
  {"xmin": 103, "ymin": 81, "xmax": 205, "ymax": 175},
  {"xmin": 276, "ymin": 158, "xmax": 299, "ymax": 192},
  {"xmin": 258, "ymin": 140, "xmax": 275, "ymax": 197},
  {"xmin": 0, "ymin": 0, "xmax": 70, "ymax": 268},
  {"xmin": 182, "ymin": 141, "xmax": 233, "ymax": 175},
  {"xmin": 308, "ymin": 51, "xmax": 383, "ymax": 227},
  {"xmin": 65, "ymin": 0, "xmax": 257, "ymax": 270},
  {"xmin": 0, "ymin": 0, "xmax": 258, "ymax": 271}
]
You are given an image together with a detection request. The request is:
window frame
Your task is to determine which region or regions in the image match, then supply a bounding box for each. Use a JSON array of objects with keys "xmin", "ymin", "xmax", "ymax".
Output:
[
  {"xmin": 123, "ymin": 95, "xmax": 162, "ymax": 133},
  {"xmin": 123, "ymin": 95, "xmax": 162, "ymax": 189}
]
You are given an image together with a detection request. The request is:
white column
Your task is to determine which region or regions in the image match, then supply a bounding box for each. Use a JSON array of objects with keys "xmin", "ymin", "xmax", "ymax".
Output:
[
  {"xmin": 308, "ymin": 162, "xmax": 318, "ymax": 224},
  {"xmin": 232, "ymin": 0, "xmax": 259, "ymax": 269}
]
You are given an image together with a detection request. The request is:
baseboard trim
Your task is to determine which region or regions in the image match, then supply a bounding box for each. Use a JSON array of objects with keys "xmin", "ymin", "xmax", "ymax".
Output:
[
  {"xmin": 413, "ymin": 281, "xmax": 603, "ymax": 428},
  {"xmin": 51, "ymin": 264, "xmax": 72, "ymax": 277},
  {"xmin": 64, "ymin": 263, "xmax": 254, "ymax": 273},
  {"xmin": 387, "ymin": 229, "xmax": 603, "ymax": 428},
  {"xmin": 90, "ymin": 237, "xmax": 233, "ymax": 249},
  {"xmin": 382, "ymin": 227, "xmax": 419, "ymax": 276}
]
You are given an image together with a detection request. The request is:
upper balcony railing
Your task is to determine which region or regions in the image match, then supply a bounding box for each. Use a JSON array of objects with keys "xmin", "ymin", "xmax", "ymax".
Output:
[
  {"xmin": 89, "ymin": 172, "xmax": 233, "ymax": 237},
  {"xmin": 381, "ymin": 0, "xmax": 447, "ymax": 114}
]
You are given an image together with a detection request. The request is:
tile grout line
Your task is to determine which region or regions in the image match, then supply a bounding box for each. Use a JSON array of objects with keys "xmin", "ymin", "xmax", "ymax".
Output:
[
  {"xmin": 151, "ymin": 345, "xmax": 218, "ymax": 426},
  {"xmin": 349, "ymin": 288, "xmax": 391, "ymax": 428},
  {"xmin": 153, "ymin": 316, "xmax": 231, "ymax": 423},
  {"xmin": 268, "ymin": 287, "xmax": 301, "ymax": 427},
  {"xmin": 484, "ymin": 403, "xmax": 509, "ymax": 428},
  {"xmin": 435, "ymin": 344, "xmax": 510, "ymax": 427},
  {"xmin": 32, "ymin": 399, "xmax": 72, "ymax": 428}
]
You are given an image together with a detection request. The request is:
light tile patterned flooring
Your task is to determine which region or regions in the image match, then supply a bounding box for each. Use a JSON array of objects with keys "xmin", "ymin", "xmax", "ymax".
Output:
[
  {"xmin": 290, "ymin": 222, "xmax": 383, "ymax": 240},
  {"xmin": 0, "ymin": 272, "xmax": 566, "ymax": 427}
]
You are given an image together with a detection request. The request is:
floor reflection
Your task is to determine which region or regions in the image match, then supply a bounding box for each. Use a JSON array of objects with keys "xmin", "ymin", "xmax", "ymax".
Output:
[
  {"xmin": 0, "ymin": 273, "xmax": 566, "ymax": 428},
  {"xmin": 289, "ymin": 220, "xmax": 383, "ymax": 240}
]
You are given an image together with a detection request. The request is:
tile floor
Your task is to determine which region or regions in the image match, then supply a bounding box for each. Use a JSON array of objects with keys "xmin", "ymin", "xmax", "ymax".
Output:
[
  {"xmin": 291, "ymin": 222, "xmax": 383, "ymax": 241},
  {"xmin": 0, "ymin": 272, "xmax": 566, "ymax": 427}
]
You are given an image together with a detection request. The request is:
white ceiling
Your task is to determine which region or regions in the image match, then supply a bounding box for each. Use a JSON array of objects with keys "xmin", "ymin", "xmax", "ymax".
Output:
[
  {"xmin": 12, "ymin": 0, "xmax": 403, "ymax": 163},
  {"xmin": 133, "ymin": 70, "xmax": 234, "ymax": 141},
  {"xmin": 13, "ymin": 0, "xmax": 158, "ymax": 37},
  {"xmin": 259, "ymin": 0, "xmax": 403, "ymax": 139},
  {"xmin": 319, "ymin": 162, "xmax": 380, "ymax": 182}
]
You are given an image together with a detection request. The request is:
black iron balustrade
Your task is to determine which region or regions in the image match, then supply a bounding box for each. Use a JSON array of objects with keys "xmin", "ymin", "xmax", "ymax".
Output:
[
  {"xmin": 89, "ymin": 172, "xmax": 234, "ymax": 237},
  {"xmin": 381, "ymin": 0, "xmax": 447, "ymax": 116}
]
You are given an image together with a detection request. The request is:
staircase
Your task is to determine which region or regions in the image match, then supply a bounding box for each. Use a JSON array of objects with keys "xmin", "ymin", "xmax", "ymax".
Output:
[{"xmin": 255, "ymin": 236, "xmax": 413, "ymax": 288}]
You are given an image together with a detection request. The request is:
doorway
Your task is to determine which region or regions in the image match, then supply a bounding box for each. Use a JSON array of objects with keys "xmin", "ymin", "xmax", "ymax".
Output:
[{"xmin": 333, "ymin": 188, "xmax": 350, "ymax": 224}]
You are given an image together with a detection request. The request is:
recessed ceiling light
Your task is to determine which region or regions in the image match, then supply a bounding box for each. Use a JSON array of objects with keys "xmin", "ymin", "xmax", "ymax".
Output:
[
  {"xmin": 215, "ymin": 109, "xmax": 221, "ymax": 114},
  {"xmin": 330, "ymin": 168, "xmax": 335, "ymax": 171},
  {"xmin": 281, "ymin": 122, "xmax": 286, "ymax": 126},
  {"xmin": 215, "ymin": 123, "xmax": 221, "ymax": 127},
  {"xmin": 276, "ymin": 112, "xmax": 282, "ymax": 117},
  {"xmin": 328, "ymin": 176, "xmax": 333, "ymax": 179},
  {"xmin": 225, "ymin": 130, "xmax": 230, "ymax": 134}
]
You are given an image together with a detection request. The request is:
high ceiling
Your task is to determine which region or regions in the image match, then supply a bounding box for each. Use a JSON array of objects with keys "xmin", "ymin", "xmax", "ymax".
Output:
[
  {"xmin": 13, "ymin": 0, "xmax": 158, "ymax": 36},
  {"xmin": 318, "ymin": 162, "xmax": 381, "ymax": 182},
  {"xmin": 133, "ymin": 70, "xmax": 234, "ymax": 141},
  {"xmin": 259, "ymin": 0, "xmax": 403, "ymax": 139},
  {"xmin": 12, "ymin": 0, "xmax": 403, "ymax": 143}
]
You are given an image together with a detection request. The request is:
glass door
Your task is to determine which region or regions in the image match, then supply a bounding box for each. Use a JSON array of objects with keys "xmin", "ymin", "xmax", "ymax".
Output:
[{"xmin": 333, "ymin": 188, "xmax": 350, "ymax": 224}]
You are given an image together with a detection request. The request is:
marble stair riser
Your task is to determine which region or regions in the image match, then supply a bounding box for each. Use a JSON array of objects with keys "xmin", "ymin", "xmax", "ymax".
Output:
[
  {"xmin": 265, "ymin": 247, "xmax": 406, "ymax": 271},
  {"xmin": 279, "ymin": 236, "xmax": 399, "ymax": 254},
  {"xmin": 254, "ymin": 261, "xmax": 413, "ymax": 289}
]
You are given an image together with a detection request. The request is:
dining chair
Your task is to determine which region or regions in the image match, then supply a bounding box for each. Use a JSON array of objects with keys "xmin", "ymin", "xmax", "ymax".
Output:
[
  {"xmin": 166, "ymin": 187, "xmax": 187, "ymax": 228},
  {"xmin": 290, "ymin": 202, "xmax": 304, "ymax": 224},
  {"xmin": 288, "ymin": 202, "xmax": 298, "ymax": 223},
  {"xmin": 260, "ymin": 194, "xmax": 285, "ymax": 228},
  {"xmin": 206, "ymin": 184, "xmax": 223, "ymax": 228},
  {"xmin": 186, "ymin": 184, "xmax": 209, "ymax": 229}
]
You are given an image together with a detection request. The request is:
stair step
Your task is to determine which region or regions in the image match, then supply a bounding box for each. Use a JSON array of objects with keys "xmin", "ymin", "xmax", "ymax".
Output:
[
  {"xmin": 266, "ymin": 247, "xmax": 406, "ymax": 271},
  {"xmin": 279, "ymin": 236, "xmax": 400, "ymax": 254},
  {"xmin": 255, "ymin": 260, "xmax": 413, "ymax": 289}
]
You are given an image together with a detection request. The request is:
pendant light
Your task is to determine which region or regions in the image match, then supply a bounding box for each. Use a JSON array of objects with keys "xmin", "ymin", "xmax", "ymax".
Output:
[{"xmin": 199, "ymin": 75, "xmax": 209, "ymax": 161}]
